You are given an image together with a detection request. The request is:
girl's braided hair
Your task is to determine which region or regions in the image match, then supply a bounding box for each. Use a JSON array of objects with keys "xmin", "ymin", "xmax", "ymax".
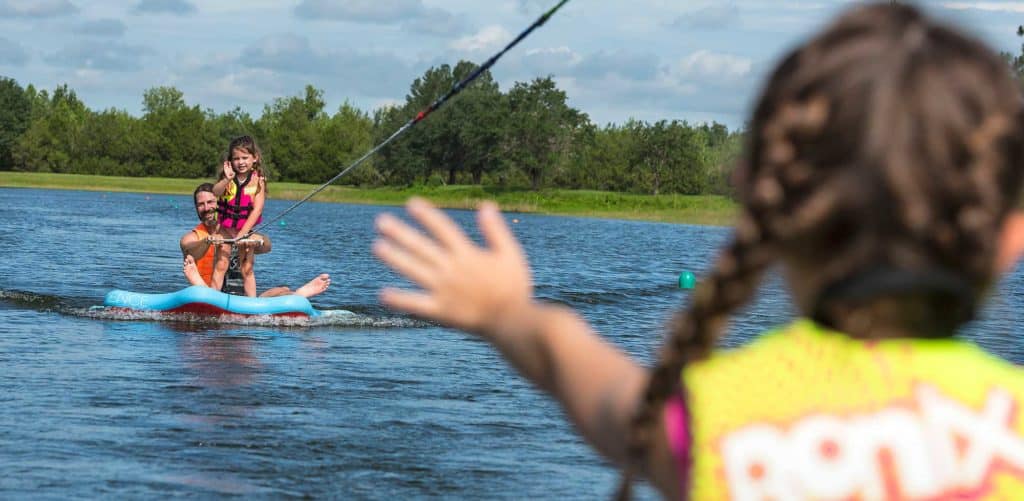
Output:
[{"xmin": 618, "ymin": 3, "xmax": 1024, "ymax": 498}]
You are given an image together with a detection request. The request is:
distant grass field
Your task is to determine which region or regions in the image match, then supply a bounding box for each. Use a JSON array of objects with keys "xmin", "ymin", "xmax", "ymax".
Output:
[{"xmin": 1, "ymin": 171, "xmax": 738, "ymax": 226}]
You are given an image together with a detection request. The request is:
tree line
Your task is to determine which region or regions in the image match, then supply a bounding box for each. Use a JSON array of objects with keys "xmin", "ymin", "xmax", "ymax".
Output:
[
  {"xmin": 6, "ymin": 24, "xmax": 1024, "ymax": 198},
  {"xmin": 0, "ymin": 62, "xmax": 744, "ymax": 195}
]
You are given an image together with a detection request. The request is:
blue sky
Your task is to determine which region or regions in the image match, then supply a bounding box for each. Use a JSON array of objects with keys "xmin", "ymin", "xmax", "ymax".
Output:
[{"xmin": 0, "ymin": 0, "xmax": 1022, "ymax": 129}]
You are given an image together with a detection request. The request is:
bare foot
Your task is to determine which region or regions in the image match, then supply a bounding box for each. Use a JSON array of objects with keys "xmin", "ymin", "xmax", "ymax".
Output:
[
  {"xmin": 183, "ymin": 255, "xmax": 208, "ymax": 287},
  {"xmin": 294, "ymin": 273, "xmax": 330, "ymax": 298}
]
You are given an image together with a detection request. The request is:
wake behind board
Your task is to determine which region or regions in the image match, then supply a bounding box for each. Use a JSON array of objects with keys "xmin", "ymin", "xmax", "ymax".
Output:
[{"xmin": 104, "ymin": 286, "xmax": 320, "ymax": 318}]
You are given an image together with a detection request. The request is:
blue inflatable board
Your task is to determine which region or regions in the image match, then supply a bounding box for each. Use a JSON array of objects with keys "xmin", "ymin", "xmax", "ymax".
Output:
[{"xmin": 104, "ymin": 286, "xmax": 320, "ymax": 317}]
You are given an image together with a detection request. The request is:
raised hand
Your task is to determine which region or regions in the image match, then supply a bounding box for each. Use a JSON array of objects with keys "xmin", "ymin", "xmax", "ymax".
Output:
[
  {"xmin": 373, "ymin": 198, "xmax": 533, "ymax": 337},
  {"xmin": 222, "ymin": 160, "xmax": 235, "ymax": 180}
]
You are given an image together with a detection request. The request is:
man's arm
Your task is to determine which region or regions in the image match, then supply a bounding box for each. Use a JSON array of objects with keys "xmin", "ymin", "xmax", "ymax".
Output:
[{"xmin": 180, "ymin": 230, "xmax": 214, "ymax": 261}]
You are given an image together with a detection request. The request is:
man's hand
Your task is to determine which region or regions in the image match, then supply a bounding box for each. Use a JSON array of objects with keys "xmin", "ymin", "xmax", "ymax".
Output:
[{"xmin": 237, "ymin": 236, "xmax": 263, "ymax": 249}]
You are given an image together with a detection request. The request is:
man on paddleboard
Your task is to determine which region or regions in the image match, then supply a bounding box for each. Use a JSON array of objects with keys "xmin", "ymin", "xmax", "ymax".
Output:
[{"xmin": 179, "ymin": 183, "xmax": 330, "ymax": 298}]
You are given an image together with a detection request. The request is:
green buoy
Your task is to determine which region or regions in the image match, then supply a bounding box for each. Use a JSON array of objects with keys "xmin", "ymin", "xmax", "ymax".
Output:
[
  {"xmin": 678, "ymin": 270, "xmax": 696, "ymax": 289},
  {"xmin": 279, "ymin": 220, "xmax": 287, "ymax": 226}
]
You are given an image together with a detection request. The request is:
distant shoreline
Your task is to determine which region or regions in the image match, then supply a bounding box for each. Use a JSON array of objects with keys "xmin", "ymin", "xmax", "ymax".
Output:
[{"xmin": 0, "ymin": 171, "xmax": 737, "ymax": 226}]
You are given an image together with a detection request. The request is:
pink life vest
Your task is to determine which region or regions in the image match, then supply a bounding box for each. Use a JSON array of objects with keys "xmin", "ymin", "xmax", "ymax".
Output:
[{"xmin": 218, "ymin": 173, "xmax": 263, "ymax": 230}]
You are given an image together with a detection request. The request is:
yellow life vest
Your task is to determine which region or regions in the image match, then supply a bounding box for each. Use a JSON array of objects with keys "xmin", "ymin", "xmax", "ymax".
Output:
[{"xmin": 682, "ymin": 319, "xmax": 1024, "ymax": 500}]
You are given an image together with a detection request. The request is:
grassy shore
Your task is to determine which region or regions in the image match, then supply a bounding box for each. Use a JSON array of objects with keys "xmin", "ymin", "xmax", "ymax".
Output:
[{"xmin": 0, "ymin": 171, "xmax": 738, "ymax": 225}]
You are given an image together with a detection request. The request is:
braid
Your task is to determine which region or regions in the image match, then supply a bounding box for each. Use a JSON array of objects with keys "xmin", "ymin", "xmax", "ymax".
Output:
[{"xmin": 950, "ymin": 115, "xmax": 1018, "ymax": 276}]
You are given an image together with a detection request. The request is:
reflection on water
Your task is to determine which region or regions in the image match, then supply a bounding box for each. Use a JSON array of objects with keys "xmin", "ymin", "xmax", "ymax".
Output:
[{"xmin": 178, "ymin": 333, "xmax": 260, "ymax": 389}]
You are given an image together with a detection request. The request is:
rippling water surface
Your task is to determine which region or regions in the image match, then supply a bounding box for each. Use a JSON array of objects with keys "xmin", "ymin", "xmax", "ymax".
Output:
[{"xmin": 0, "ymin": 187, "xmax": 1021, "ymax": 498}]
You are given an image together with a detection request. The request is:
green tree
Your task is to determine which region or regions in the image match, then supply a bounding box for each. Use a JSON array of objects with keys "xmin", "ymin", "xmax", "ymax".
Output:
[
  {"xmin": 78, "ymin": 108, "xmax": 145, "ymax": 176},
  {"xmin": 377, "ymin": 63, "xmax": 464, "ymax": 185},
  {"xmin": 209, "ymin": 107, "xmax": 257, "ymax": 146},
  {"xmin": 374, "ymin": 103, "xmax": 425, "ymax": 185},
  {"xmin": 257, "ymin": 85, "xmax": 327, "ymax": 183},
  {"xmin": 505, "ymin": 76, "xmax": 586, "ymax": 190},
  {"xmin": 23, "ymin": 84, "xmax": 49, "ymax": 121},
  {"xmin": 567, "ymin": 122, "xmax": 635, "ymax": 191},
  {"xmin": 403, "ymin": 63, "xmax": 462, "ymax": 184},
  {"xmin": 699, "ymin": 122, "xmax": 744, "ymax": 196},
  {"xmin": 314, "ymin": 100, "xmax": 377, "ymax": 185},
  {"xmin": 0, "ymin": 77, "xmax": 31, "ymax": 170},
  {"xmin": 140, "ymin": 86, "xmax": 218, "ymax": 177},
  {"xmin": 12, "ymin": 84, "xmax": 88, "ymax": 172},
  {"xmin": 447, "ymin": 61, "xmax": 507, "ymax": 185},
  {"xmin": 626, "ymin": 120, "xmax": 714, "ymax": 195}
]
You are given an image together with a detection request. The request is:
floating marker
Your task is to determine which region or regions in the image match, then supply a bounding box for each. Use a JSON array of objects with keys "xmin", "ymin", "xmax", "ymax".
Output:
[
  {"xmin": 279, "ymin": 220, "xmax": 287, "ymax": 226},
  {"xmin": 678, "ymin": 271, "xmax": 696, "ymax": 290}
]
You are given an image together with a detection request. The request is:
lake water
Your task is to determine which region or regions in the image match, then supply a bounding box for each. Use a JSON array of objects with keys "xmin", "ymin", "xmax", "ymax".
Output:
[{"xmin": 0, "ymin": 187, "xmax": 1021, "ymax": 498}]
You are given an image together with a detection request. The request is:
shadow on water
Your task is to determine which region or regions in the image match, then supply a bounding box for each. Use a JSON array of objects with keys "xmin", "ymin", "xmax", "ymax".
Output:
[
  {"xmin": 541, "ymin": 283, "xmax": 682, "ymax": 306},
  {"xmin": 0, "ymin": 289, "xmax": 67, "ymax": 311}
]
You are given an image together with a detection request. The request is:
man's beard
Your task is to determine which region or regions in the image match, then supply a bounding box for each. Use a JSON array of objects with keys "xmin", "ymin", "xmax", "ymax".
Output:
[{"xmin": 200, "ymin": 209, "xmax": 218, "ymax": 224}]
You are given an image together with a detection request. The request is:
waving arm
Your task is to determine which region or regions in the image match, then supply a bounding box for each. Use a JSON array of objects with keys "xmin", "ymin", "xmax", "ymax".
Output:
[{"xmin": 373, "ymin": 198, "xmax": 677, "ymax": 495}]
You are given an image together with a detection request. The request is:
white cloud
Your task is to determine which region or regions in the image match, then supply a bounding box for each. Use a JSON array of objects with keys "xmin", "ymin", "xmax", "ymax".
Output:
[
  {"xmin": 70, "ymin": 68, "xmax": 105, "ymax": 87},
  {"xmin": 205, "ymin": 69, "xmax": 278, "ymax": 102},
  {"xmin": 372, "ymin": 97, "xmax": 403, "ymax": 110},
  {"xmin": 673, "ymin": 50, "xmax": 752, "ymax": 81},
  {"xmin": 450, "ymin": 25, "xmax": 510, "ymax": 52},
  {"xmin": 521, "ymin": 46, "xmax": 581, "ymax": 75}
]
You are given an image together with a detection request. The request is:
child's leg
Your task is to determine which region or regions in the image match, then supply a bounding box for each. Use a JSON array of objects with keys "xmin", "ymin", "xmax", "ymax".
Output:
[
  {"xmin": 210, "ymin": 227, "xmax": 237, "ymax": 291},
  {"xmin": 211, "ymin": 243, "xmax": 232, "ymax": 291},
  {"xmin": 240, "ymin": 246, "xmax": 257, "ymax": 297}
]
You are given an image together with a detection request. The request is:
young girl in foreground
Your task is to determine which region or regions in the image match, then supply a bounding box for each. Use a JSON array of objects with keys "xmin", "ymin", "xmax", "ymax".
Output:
[
  {"xmin": 375, "ymin": 3, "xmax": 1024, "ymax": 499},
  {"xmin": 212, "ymin": 135, "xmax": 267, "ymax": 297}
]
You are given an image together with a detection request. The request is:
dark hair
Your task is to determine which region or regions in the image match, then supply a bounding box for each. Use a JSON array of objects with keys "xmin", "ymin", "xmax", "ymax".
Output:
[
  {"xmin": 193, "ymin": 182, "xmax": 215, "ymax": 202},
  {"xmin": 618, "ymin": 2, "xmax": 1024, "ymax": 497},
  {"xmin": 220, "ymin": 135, "xmax": 265, "ymax": 195}
]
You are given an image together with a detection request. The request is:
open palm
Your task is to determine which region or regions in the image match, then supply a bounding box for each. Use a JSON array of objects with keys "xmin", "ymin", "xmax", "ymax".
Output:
[{"xmin": 373, "ymin": 198, "xmax": 533, "ymax": 336}]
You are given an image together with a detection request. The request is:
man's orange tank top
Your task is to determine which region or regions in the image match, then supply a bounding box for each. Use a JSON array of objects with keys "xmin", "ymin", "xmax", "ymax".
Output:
[{"xmin": 191, "ymin": 223, "xmax": 216, "ymax": 285}]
